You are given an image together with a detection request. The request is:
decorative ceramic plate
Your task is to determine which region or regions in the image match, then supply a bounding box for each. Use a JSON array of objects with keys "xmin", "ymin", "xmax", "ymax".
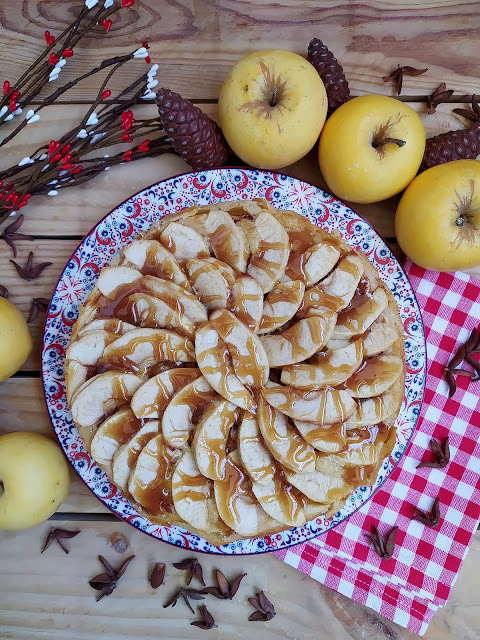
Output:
[{"xmin": 42, "ymin": 168, "xmax": 426, "ymax": 554}]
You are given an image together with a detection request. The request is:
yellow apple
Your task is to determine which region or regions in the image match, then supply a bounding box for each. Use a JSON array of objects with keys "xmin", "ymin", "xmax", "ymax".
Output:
[
  {"xmin": 219, "ymin": 49, "xmax": 328, "ymax": 170},
  {"xmin": 0, "ymin": 432, "xmax": 70, "ymax": 530},
  {"xmin": 0, "ymin": 296, "xmax": 33, "ymax": 381},
  {"xmin": 395, "ymin": 159, "xmax": 480, "ymax": 271},
  {"xmin": 318, "ymin": 94, "xmax": 426, "ymax": 203}
]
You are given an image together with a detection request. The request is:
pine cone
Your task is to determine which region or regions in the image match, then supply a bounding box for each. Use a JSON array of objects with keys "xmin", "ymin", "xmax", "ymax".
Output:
[
  {"xmin": 420, "ymin": 128, "xmax": 480, "ymax": 172},
  {"xmin": 156, "ymin": 88, "xmax": 229, "ymax": 170},
  {"xmin": 307, "ymin": 38, "xmax": 350, "ymax": 115}
]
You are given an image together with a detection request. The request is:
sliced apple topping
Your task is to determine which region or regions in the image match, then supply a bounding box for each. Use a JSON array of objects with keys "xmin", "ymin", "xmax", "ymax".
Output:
[
  {"xmin": 65, "ymin": 361, "xmax": 90, "ymax": 405},
  {"xmin": 102, "ymin": 328, "xmax": 195, "ymax": 373},
  {"xmin": 355, "ymin": 376, "xmax": 404, "ymax": 426},
  {"xmin": 331, "ymin": 424, "xmax": 395, "ymax": 469},
  {"xmin": 204, "ymin": 208, "xmax": 249, "ymax": 272},
  {"xmin": 128, "ymin": 433, "xmax": 180, "ymax": 515},
  {"xmin": 90, "ymin": 408, "xmax": 143, "ymax": 471},
  {"xmin": 172, "ymin": 447, "xmax": 231, "ymax": 535},
  {"xmin": 257, "ymin": 396, "xmax": 316, "ymax": 473},
  {"xmin": 246, "ymin": 210, "xmax": 290, "ymax": 293},
  {"xmin": 299, "ymin": 254, "xmax": 364, "ymax": 317},
  {"xmin": 121, "ymin": 239, "xmax": 191, "ymax": 289},
  {"xmin": 343, "ymin": 353, "xmax": 403, "ymax": 398},
  {"xmin": 161, "ymin": 376, "xmax": 217, "ymax": 449},
  {"xmin": 238, "ymin": 414, "xmax": 276, "ymax": 485},
  {"xmin": 131, "ymin": 368, "xmax": 201, "ymax": 419},
  {"xmin": 284, "ymin": 468, "xmax": 351, "ymax": 504},
  {"xmin": 77, "ymin": 318, "xmax": 136, "ymax": 338},
  {"xmin": 111, "ymin": 421, "xmax": 160, "ymax": 492},
  {"xmin": 209, "ymin": 309, "xmax": 269, "ymax": 388},
  {"xmin": 284, "ymin": 241, "xmax": 340, "ymax": 287},
  {"xmin": 251, "ymin": 468, "xmax": 308, "ymax": 528},
  {"xmin": 195, "ymin": 324, "xmax": 254, "ymax": 411},
  {"xmin": 260, "ymin": 313, "xmax": 337, "ymax": 367},
  {"xmin": 332, "ymin": 287, "xmax": 389, "ymax": 339},
  {"xmin": 363, "ymin": 309, "xmax": 400, "ymax": 357},
  {"xmin": 186, "ymin": 257, "xmax": 235, "ymax": 310},
  {"xmin": 281, "ymin": 338, "xmax": 364, "ymax": 389},
  {"xmin": 293, "ymin": 415, "xmax": 357, "ymax": 453},
  {"xmin": 213, "ymin": 451, "xmax": 279, "ymax": 536},
  {"xmin": 159, "ymin": 221, "xmax": 210, "ymax": 263},
  {"xmin": 96, "ymin": 266, "xmax": 142, "ymax": 299},
  {"xmin": 141, "ymin": 276, "xmax": 208, "ymax": 323},
  {"xmin": 258, "ymin": 280, "xmax": 305, "ymax": 334},
  {"xmin": 229, "ymin": 274, "xmax": 263, "ymax": 331},
  {"xmin": 193, "ymin": 399, "xmax": 239, "ymax": 481},
  {"xmin": 262, "ymin": 385, "xmax": 357, "ymax": 425},
  {"xmin": 71, "ymin": 371, "xmax": 143, "ymax": 431},
  {"xmin": 123, "ymin": 293, "xmax": 195, "ymax": 337}
]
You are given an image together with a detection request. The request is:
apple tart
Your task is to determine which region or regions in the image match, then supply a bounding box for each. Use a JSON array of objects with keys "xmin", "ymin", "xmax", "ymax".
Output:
[{"xmin": 66, "ymin": 198, "xmax": 405, "ymax": 545}]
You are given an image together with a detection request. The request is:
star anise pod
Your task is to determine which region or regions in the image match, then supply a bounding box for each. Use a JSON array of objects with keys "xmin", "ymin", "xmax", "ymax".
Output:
[
  {"xmin": 382, "ymin": 65, "xmax": 428, "ymax": 95},
  {"xmin": 28, "ymin": 297, "xmax": 49, "ymax": 323},
  {"xmin": 364, "ymin": 525, "xmax": 398, "ymax": 560},
  {"xmin": 172, "ymin": 557, "xmax": 205, "ymax": 586},
  {"xmin": 150, "ymin": 562, "xmax": 166, "ymax": 589},
  {"xmin": 10, "ymin": 251, "xmax": 52, "ymax": 281},
  {"xmin": 41, "ymin": 527, "xmax": 81, "ymax": 554},
  {"xmin": 89, "ymin": 555, "xmax": 135, "ymax": 602},
  {"xmin": 1, "ymin": 214, "xmax": 34, "ymax": 258},
  {"xmin": 412, "ymin": 497, "xmax": 441, "ymax": 528},
  {"xmin": 444, "ymin": 328, "xmax": 480, "ymax": 395},
  {"xmin": 453, "ymin": 95, "xmax": 480, "ymax": 128},
  {"xmin": 203, "ymin": 569, "xmax": 247, "ymax": 600},
  {"xmin": 427, "ymin": 82, "xmax": 454, "ymax": 114},
  {"xmin": 163, "ymin": 587, "xmax": 205, "ymax": 614},
  {"xmin": 0, "ymin": 285, "xmax": 8, "ymax": 298},
  {"xmin": 248, "ymin": 590, "xmax": 276, "ymax": 622},
  {"xmin": 417, "ymin": 436, "xmax": 450, "ymax": 469},
  {"xmin": 191, "ymin": 605, "xmax": 218, "ymax": 631}
]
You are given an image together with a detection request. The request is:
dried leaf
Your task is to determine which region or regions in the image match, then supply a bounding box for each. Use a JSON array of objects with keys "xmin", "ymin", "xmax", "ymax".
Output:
[
  {"xmin": 191, "ymin": 604, "xmax": 217, "ymax": 630},
  {"xmin": 191, "ymin": 621, "xmax": 213, "ymax": 630},
  {"xmin": 464, "ymin": 328, "xmax": 479, "ymax": 353},
  {"xmin": 445, "ymin": 370, "xmax": 456, "ymax": 398},
  {"xmin": 427, "ymin": 83, "xmax": 454, "ymax": 114},
  {"xmin": 41, "ymin": 530, "xmax": 55, "ymax": 553},
  {"xmin": 216, "ymin": 569, "xmax": 230, "ymax": 597},
  {"xmin": 184, "ymin": 588, "xmax": 206, "ymax": 601},
  {"xmin": 10, "ymin": 251, "xmax": 52, "ymax": 281},
  {"xmin": 453, "ymin": 368, "xmax": 475, "ymax": 378},
  {"xmin": 0, "ymin": 285, "xmax": 8, "ymax": 298},
  {"xmin": 248, "ymin": 611, "xmax": 270, "ymax": 622},
  {"xmin": 98, "ymin": 555, "xmax": 116, "ymax": 579},
  {"xmin": 448, "ymin": 346, "xmax": 466, "ymax": 370},
  {"xmin": 258, "ymin": 591, "xmax": 275, "ymax": 616},
  {"xmin": 182, "ymin": 592, "xmax": 195, "ymax": 614},
  {"xmin": 442, "ymin": 437, "xmax": 450, "ymax": 464},
  {"xmin": 194, "ymin": 560, "xmax": 205, "ymax": 586},
  {"xmin": 150, "ymin": 562, "xmax": 166, "ymax": 589},
  {"xmin": 1, "ymin": 214, "xmax": 34, "ymax": 258},
  {"xmin": 365, "ymin": 525, "xmax": 397, "ymax": 560},
  {"xmin": 53, "ymin": 528, "xmax": 80, "ymax": 539},
  {"xmin": 229, "ymin": 572, "xmax": 247, "ymax": 598},
  {"xmin": 465, "ymin": 354, "xmax": 480, "ymax": 376},
  {"xmin": 41, "ymin": 527, "xmax": 80, "ymax": 554},
  {"xmin": 116, "ymin": 555, "xmax": 135, "ymax": 578},
  {"xmin": 382, "ymin": 65, "xmax": 427, "ymax": 95},
  {"xmin": 172, "ymin": 558, "xmax": 194, "ymax": 570},
  {"xmin": 202, "ymin": 586, "xmax": 226, "ymax": 599},
  {"xmin": 412, "ymin": 497, "xmax": 441, "ymax": 528},
  {"xmin": 417, "ymin": 437, "xmax": 449, "ymax": 469},
  {"xmin": 402, "ymin": 66, "xmax": 429, "ymax": 76},
  {"xmin": 384, "ymin": 526, "xmax": 398, "ymax": 559},
  {"xmin": 164, "ymin": 587, "xmax": 204, "ymax": 614},
  {"xmin": 27, "ymin": 297, "xmax": 49, "ymax": 322},
  {"xmin": 248, "ymin": 596, "xmax": 265, "ymax": 613},
  {"xmin": 453, "ymin": 108, "xmax": 478, "ymax": 122},
  {"xmin": 89, "ymin": 573, "xmax": 113, "ymax": 589}
]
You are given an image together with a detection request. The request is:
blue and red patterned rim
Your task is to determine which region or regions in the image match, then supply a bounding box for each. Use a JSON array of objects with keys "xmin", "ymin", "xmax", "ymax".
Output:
[{"xmin": 41, "ymin": 168, "xmax": 426, "ymax": 555}]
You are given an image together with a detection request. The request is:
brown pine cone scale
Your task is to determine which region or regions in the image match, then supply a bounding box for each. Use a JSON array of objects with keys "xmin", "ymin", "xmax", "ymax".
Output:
[
  {"xmin": 420, "ymin": 128, "xmax": 480, "ymax": 172},
  {"xmin": 156, "ymin": 88, "xmax": 230, "ymax": 170},
  {"xmin": 307, "ymin": 38, "xmax": 350, "ymax": 115}
]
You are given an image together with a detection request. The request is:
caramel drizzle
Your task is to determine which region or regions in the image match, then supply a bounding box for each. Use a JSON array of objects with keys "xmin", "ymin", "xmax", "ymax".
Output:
[
  {"xmin": 240, "ymin": 434, "xmax": 276, "ymax": 482},
  {"xmin": 131, "ymin": 437, "xmax": 177, "ymax": 514},
  {"xmin": 259, "ymin": 401, "xmax": 315, "ymax": 471},
  {"xmin": 300, "ymin": 421, "xmax": 347, "ymax": 449},
  {"xmin": 173, "ymin": 467, "xmax": 209, "ymax": 503},
  {"xmin": 229, "ymin": 284, "xmax": 262, "ymax": 330},
  {"xmin": 273, "ymin": 469, "xmax": 306, "ymax": 523},
  {"xmin": 101, "ymin": 410, "xmax": 143, "ymax": 446},
  {"xmin": 265, "ymin": 386, "xmax": 351, "ymax": 424},
  {"xmin": 215, "ymin": 457, "xmax": 252, "ymax": 527},
  {"xmin": 136, "ymin": 368, "xmax": 201, "ymax": 418},
  {"xmin": 249, "ymin": 240, "xmax": 286, "ymax": 282},
  {"xmin": 126, "ymin": 430, "xmax": 157, "ymax": 468},
  {"xmin": 259, "ymin": 282, "xmax": 304, "ymax": 332}
]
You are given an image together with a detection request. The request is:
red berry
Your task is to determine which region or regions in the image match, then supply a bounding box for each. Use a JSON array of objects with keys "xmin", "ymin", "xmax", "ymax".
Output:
[
  {"xmin": 48, "ymin": 53, "xmax": 59, "ymax": 66},
  {"xmin": 61, "ymin": 144, "xmax": 71, "ymax": 154},
  {"xmin": 51, "ymin": 152, "xmax": 62, "ymax": 163},
  {"xmin": 121, "ymin": 0, "xmax": 135, "ymax": 6},
  {"xmin": 71, "ymin": 166, "xmax": 82, "ymax": 174},
  {"xmin": 44, "ymin": 30, "xmax": 55, "ymax": 46},
  {"xmin": 3, "ymin": 81, "xmax": 10, "ymax": 95},
  {"xmin": 102, "ymin": 90, "xmax": 111, "ymax": 100},
  {"xmin": 8, "ymin": 99, "xmax": 16, "ymax": 112},
  {"xmin": 48, "ymin": 141, "xmax": 60, "ymax": 156},
  {"xmin": 11, "ymin": 91, "xmax": 20, "ymax": 101},
  {"xmin": 145, "ymin": 56, "xmax": 151, "ymax": 64},
  {"xmin": 61, "ymin": 154, "xmax": 73, "ymax": 165},
  {"xmin": 102, "ymin": 18, "xmax": 113, "ymax": 32},
  {"xmin": 138, "ymin": 140, "xmax": 150, "ymax": 152},
  {"xmin": 62, "ymin": 163, "xmax": 75, "ymax": 170},
  {"xmin": 62, "ymin": 49, "xmax": 74, "ymax": 58},
  {"xmin": 142, "ymin": 41, "xmax": 149, "ymax": 48}
]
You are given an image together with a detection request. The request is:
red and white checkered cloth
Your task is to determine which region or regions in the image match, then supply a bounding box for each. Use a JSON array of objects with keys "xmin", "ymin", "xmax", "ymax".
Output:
[{"xmin": 274, "ymin": 261, "xmax": 480, "ymax": 635}]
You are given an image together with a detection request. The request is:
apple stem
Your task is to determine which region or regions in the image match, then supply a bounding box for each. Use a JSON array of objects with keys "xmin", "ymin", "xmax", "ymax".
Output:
[
  {"xmin": 269, "ymin": 86, "xmax": 278, "ymax": 107},
  {"xmin": 373, "ymin": 137, "xmax": 406, "ymax": 148}
]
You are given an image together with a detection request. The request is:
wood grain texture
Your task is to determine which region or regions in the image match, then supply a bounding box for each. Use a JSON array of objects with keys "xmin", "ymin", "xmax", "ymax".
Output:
[
  {"xmin": 0, "ymin": 519, "xmax": 477, "ymax": 640},
  {"xmin": 0, "ymin": 101, "xmax": 476, "ymax": 239},
  {"xmin": 0, "ymin": 1, "xmax": 479, "ymax": 100}
]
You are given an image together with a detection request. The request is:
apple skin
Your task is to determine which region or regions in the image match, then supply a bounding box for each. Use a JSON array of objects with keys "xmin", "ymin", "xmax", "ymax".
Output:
[
  {"xmin": 0, "ymin": 297, "xmax": 33, "ymax": 381},
  {"xmin": 318, "ymin": 94, "xmax": 426, "ymax": 204},
  {"xmin": 0, "ymin": 432, "xmax": 70, "ymax": 530},
  {"xmin": 219, "ymin": 49, "xmax": 327, "ymax": 170},
  {"xmin": 395, "ymin": 160, "xmax": 480, "ymax": 272}
]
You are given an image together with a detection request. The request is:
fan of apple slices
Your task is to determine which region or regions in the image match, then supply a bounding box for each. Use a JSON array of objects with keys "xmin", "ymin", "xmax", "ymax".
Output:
[{"xmin": 65, "ymin": 198, "xmax": 405, "ymax": 545}]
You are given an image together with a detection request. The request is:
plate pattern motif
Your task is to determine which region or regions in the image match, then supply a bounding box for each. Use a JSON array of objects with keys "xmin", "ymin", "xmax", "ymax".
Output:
[{"xmin": 42, "ymin": 168, "xmax": 426, "ymax": 555}]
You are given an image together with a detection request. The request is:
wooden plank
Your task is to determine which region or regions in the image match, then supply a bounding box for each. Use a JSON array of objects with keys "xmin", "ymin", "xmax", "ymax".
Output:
[
  {"xmin": 0, "ymin": 518, "xmax": 477, "ymax": 639},
  {"xmin": 0, "ymin": 101, "xmax": 474, "ymax": 239},
  {"xmin": 0, "ymin": 1, "xmax": 479, "ymax": 101},
  {"xmin": 0, "ymin": 378, "xmax": 109, "ymax": 514}
]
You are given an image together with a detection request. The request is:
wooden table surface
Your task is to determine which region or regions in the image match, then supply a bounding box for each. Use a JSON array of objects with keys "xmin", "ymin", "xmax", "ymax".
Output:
[{"xmin": 1, "ymin": 1, "xmax": 479, "ymax": 638}]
